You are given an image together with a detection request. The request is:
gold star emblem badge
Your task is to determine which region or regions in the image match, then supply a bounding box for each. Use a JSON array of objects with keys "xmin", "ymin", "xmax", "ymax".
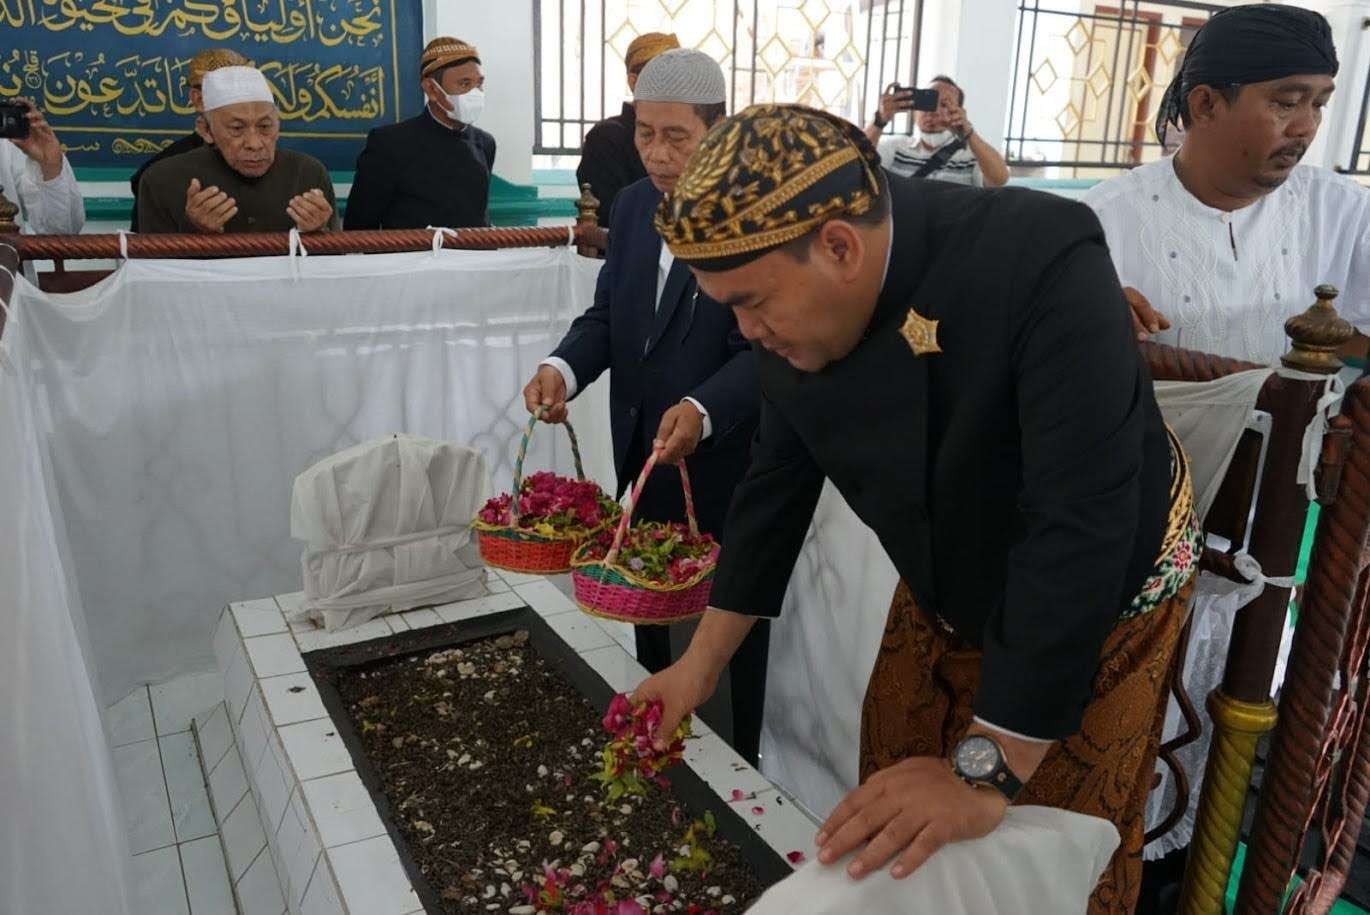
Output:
[{"xmin": 900, "ymin": 307, "xmax": 941, "ymax": 356}]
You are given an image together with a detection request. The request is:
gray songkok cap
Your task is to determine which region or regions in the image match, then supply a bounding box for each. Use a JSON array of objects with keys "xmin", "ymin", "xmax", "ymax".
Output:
[{"xmin": 633, "ymin": 48, "xmax": 726, "ymax": 105}]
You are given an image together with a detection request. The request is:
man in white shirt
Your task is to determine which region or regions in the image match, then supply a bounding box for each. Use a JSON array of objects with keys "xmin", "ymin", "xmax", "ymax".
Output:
[
  {"xmin": 1084, "ymin": 3, "xmax": 1368, "ymax": 366},
  {"xmin": 1085, "ymin": 8, "xmax": 1366, "ymax": 907},
  {"xmin": 522, "ymin": 50, "xmax": 769, "ymax": 766},
  {"xmin": 864, "ymin": 76, "xmax": 1009, "ymax": 188},
  {"xmin": 0, "ymin": 98, "xmax": 84, "ymax": 235}
]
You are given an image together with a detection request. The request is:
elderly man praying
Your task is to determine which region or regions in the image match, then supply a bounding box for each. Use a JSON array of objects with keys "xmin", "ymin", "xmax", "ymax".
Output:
[{"xmin": 136, "ymin": 65, "xmax": 338, "ymax": 234}]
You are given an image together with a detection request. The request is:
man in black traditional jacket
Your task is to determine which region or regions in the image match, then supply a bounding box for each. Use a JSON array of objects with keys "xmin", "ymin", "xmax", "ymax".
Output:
[
  {"xmin": 635, "ymin": 105, "xmax": 1199, "ymax": 915},
  {"xmin": 344, "ymin": 37, "xmax": 496, "ymax": 230},
  {"xmin": 575, "ymin": 32, "xmax": 679, "ymax": 223}
]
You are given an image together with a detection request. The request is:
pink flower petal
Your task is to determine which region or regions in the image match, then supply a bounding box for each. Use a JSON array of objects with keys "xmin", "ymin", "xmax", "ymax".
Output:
[
  {"xmin": 730, "ymin": 789, "xmax": 746, "ymax": 802},
  {"xmin": 786, "ymin": 850, "xmax": 807, "ymax": 865},
  {"xmin": 751, "ymin": 805, "xmax": 766, "ymax": 815},
  {"xmin": 649, "ymin": 853, "xmax": 666, "ymax": 879}
]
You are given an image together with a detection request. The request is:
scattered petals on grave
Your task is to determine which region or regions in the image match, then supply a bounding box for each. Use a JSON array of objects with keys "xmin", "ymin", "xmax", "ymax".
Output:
[{"xmin": 338, "ymin": 632, "xmax": 758, "ymax": 914}]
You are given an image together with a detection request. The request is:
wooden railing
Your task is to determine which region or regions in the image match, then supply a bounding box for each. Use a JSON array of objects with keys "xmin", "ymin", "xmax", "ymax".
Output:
[{"xmin": 0, "ymin": 183, "xmax": 608, "ymax": 296}]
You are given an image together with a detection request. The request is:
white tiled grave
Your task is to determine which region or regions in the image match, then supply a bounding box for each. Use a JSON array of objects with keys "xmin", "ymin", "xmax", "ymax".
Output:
[{"xmin": 210, "ymin": 571, "xmax": 817, "ymax": 915}]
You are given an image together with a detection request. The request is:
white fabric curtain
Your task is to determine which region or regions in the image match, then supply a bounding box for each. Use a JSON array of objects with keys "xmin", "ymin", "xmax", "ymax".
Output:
[
  {"xmin": 9, "ymin": 249, "xmax": 611, "ymax": 703},
  {"xmin": 1, "ymin": 300, "xmax": 131, "ymax": 915},
  {"xmin": 759, "ymin": 482, "xmax": 899, "ymax": 815},
  {"xmin": 1155, "ymin": 370, "xmax": 1274, "ymax": 520}
]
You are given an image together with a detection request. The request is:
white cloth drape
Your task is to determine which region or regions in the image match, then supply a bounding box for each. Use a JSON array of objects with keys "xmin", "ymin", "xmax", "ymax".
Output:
[
  {"xmin": 747, "ymin": 806, "xmax": 1120, "ymax": 915},
  {"xmin": 290, "ymin": 435, "xmax": 494, "ymax": 631},
  {"xmin": 1, "ymin": 296, "xmax": 131, "ymax": 915},
  {"xmin": 1154, "ymin": 369, "xmax": 1273, "ymax": 520},
  {"xmin": 9, "ymin": 249, "xmax": 611, "ymax": 703},
  {"xmin": 758, "ymin": 482, "xmax": 899, "ymax": 815},
  {"xmin": 1142, "ymin": 366, "xmax": 1338, "ymax": 858}
]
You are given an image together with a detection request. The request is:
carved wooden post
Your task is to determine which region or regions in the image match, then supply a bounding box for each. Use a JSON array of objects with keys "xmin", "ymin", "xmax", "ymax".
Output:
[
  {"xmin": 1178, "ymin": 286, "xmax": 1355, "ymax": 915},
  {"xmin": 0, "ymin": 185, "xmax": 19, "ymax": 234},
  {"xmin": 573, "ymin": 182, "xmax": 602, "ymax": 258},
  {"xmin": 1233, "ymin": 286, "xmax": 1358, "ymax": 914}
]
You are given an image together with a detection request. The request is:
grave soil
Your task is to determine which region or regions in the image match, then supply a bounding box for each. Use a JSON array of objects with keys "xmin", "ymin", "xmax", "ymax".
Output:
[{"xmin": 333, "ymin": 627, "xmax": 771, "ymax": 914}]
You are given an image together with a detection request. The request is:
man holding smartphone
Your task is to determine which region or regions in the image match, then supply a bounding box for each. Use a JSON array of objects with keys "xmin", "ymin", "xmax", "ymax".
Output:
[
  {"xmin": 865, "ymin": 76, "xmax": 1009, "ymax": 187},
  {"xmin": 0, "ymin": 97, "xmax": 84, "ymax": 234}
]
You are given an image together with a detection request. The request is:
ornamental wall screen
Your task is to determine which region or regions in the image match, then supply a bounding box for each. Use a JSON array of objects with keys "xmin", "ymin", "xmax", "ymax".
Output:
[
  {"xmin": 1005, "ymin": 0, "xmax": 1245, "ymax": 177},
  {"xmin": 532, "ymin": 0, "xmax": 926, "ymax": 155}
]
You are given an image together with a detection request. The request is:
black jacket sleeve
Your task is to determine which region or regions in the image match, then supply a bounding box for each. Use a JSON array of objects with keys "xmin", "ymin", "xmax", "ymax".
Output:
[
  {"xmin": 135, "ymin": 164, "xmax": 182, "ymax": 234},
  {"xmin": 974, "ymin": 232, "xmax": 1149, "ymax": 739},
  {"xmin": 548, "ymin": 192, "xmax": 627, "ymax": 388},
  {"xmin": 550, "ymin": 250, "xmax": 614, "ymax": 392},
  {"xmin": 576, "ymin": 125, "xmax": 635, "ymax": 222},
  {"xmin": 343, "ymin": 130, "xmax": 396, "ymax": 230},
  {"xmin": 686, "ymin": 308, "xmax": 759, "ymax": 444},
  {"xmin": 709, "ymin": 389, "xmax": 825, "ymax": 617}
]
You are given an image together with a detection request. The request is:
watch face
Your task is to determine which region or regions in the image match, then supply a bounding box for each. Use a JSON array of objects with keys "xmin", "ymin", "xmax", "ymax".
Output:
[{"xmin": 955, "ymin": 735, "xmax": 1001, "ymax": 780}]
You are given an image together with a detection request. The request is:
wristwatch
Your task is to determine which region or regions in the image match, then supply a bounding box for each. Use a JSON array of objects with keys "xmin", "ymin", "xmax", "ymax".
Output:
[{"xmin": 951, "ymin": 734, "xmax": 1023, "ymax": 802}]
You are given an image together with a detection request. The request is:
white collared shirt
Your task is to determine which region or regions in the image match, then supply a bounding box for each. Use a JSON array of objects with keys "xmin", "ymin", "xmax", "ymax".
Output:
[{"xmin": 1083, "ymin": 157, "xmax": 1370, "ymax": 364}]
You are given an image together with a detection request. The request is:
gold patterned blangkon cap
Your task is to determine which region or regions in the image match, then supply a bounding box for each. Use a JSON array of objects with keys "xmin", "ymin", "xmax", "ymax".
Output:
[
  {"xmin": 421, "ymin": 37, "xmax": 481, "ymax": 78},
  {"xmin": 625, "ymin": 32, "xmax": 680, "ymax": 74},
  {"xmin": 654, "ymin": 104, "xmax": 884, "ymax": 271},
  {"xmin": 189, "ymin": 48, "xmax": 249, "ymax": 87}
]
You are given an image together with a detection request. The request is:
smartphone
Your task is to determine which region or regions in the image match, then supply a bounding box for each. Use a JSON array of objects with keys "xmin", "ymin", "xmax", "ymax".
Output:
[
  {"xmin": 886, "ymin": 84, "xmax": 941, "ymax": 112},
  {"xmin": 0, "ymin": 102, "xmax": 31, "ymax": 140}
]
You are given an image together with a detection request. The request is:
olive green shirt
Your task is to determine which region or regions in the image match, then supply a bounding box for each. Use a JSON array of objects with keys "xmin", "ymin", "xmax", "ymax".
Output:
[{"xmin": 135, "ymin": 145, "xmax": 339, "ymax": 234}]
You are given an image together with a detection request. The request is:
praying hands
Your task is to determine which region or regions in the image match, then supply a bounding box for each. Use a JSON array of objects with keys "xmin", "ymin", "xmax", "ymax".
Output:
[
  {"xmin": 184, "ymin": 178, "xmax": 238, "ymax": 233},
  {"xmin": 287, "ymin": 188, "xmax": 334, "ymax": 233}
]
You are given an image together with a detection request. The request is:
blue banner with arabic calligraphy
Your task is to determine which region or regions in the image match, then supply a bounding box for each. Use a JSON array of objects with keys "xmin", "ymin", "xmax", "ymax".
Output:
[{"xmin": 0, "ymin": 0, "xmax": 423, "ymax": 170}]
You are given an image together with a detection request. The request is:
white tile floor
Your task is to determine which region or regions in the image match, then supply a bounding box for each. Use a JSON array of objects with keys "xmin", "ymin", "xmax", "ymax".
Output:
[{"xmin": 109, "ymin": 676, "xmax": 237, "ymax": 915}]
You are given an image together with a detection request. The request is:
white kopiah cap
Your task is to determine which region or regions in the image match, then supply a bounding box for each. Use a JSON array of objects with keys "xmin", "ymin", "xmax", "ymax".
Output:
[
  {"xmin": 633, "ymin": 48, "xmax": 727, "ymax": 105},
  {"xmin": 201, "ymin": 66, "xmax": 276, "ymax": 111}
]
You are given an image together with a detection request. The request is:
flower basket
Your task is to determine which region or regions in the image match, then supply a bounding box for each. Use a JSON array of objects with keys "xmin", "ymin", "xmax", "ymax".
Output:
[
  {"xmin": 571, "ymin": 451, "xmax": 718, "ymax": 625},
  {"xmin": 473, "ymin": 408, "xmax": 617, "ymax": 575}
]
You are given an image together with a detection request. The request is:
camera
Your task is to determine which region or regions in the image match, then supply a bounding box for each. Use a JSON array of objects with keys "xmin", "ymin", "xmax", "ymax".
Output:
[
  {"xmin": 886, "ymin": 84, "xmax": 942, "ymax": 112},
  {"xmin": 0, "ymin": 102, "xmax": 31, "ymax": 140}
]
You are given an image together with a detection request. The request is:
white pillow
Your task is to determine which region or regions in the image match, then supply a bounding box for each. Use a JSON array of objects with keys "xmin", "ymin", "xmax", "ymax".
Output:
[{"xmin": 747, "ymin": 806, "xmax": 1120, "ymax": 915}]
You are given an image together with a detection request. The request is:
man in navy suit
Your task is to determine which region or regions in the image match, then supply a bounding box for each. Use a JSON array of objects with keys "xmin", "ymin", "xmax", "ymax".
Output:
[{"xmin": 523, "ymin": 49, "xmax": 770, "ymax": 765}]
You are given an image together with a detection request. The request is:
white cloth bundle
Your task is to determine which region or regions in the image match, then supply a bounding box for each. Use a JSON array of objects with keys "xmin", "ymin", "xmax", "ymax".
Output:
[
  {"xmin": 290, "ymin": 434, "xmax": 493, "ymax": 631},
  {"xmin": 746, "ymin": 806, "xmax": 1120, "ymax": 914}
]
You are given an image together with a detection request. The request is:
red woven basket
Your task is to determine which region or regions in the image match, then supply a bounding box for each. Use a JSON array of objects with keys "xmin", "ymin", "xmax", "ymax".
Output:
[
  {"xmin": 571, "ymin": 451, "xmax": 717, "ymax": 625},
  {"xmin": 474, "ymin": 408, "xmax": 614, "ymax": 575}
]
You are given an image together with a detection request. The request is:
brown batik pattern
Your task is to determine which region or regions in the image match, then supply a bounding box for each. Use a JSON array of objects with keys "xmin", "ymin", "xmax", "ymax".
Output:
[{"xmin": 860, "ymin": 575, "xmax": 1196, "ymax": 915}]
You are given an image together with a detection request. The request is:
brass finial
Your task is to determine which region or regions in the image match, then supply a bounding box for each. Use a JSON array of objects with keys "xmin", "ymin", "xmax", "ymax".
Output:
[
  {"xmin": 574, "ymin": 182, "xmax": 601, "ymax": 228},
  {"xmin": 1282, "ymin": 285, "xmax": 1355, "ymax": 374},
  {"xmin": 0, "ymin": 186, "xmax": 18, "ymax": 234}
]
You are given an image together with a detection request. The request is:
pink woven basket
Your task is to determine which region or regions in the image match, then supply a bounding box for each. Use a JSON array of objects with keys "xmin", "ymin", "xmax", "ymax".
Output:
[{"xmin": 571, "ymin": 451, "xmax": 717, "ymax": 625}]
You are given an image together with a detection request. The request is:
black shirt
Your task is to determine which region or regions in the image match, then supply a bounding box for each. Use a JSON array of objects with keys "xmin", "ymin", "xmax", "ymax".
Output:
[
  {"xmin": 128, "ymin": 133, "xmax": 205, "ymax": 231},
  {"xmin": 344, "ymin": 111, "xmax": 496, "ymax": 230},
  {"xmin": 136, "ymin": 145, "xmax": 339, "ymax": 233},
  {"xmin": 711, "ymin": 174, "xmax": 1173, "ymax": 740},
  {"xmin": 577, "ymin": 103, "xmax": 645, "ymax": 222}
]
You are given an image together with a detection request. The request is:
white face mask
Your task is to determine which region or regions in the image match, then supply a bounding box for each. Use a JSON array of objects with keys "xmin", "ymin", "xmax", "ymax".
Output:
[
  {"xmin": 919, "ymin": 129, "xmax": 953, "ymax": 148},
  {"xmin": 444, "ymin": 86, "xmax": 484, "ymax": 125}
]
